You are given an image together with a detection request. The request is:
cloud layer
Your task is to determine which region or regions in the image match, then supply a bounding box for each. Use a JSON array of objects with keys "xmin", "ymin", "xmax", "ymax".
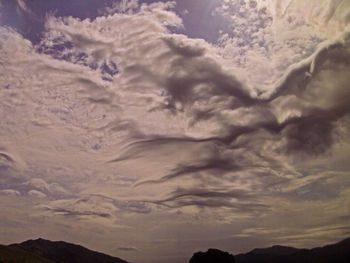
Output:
[{"xmin": 1, "ymin": 1, "xmax": 350, "ymax": 263}]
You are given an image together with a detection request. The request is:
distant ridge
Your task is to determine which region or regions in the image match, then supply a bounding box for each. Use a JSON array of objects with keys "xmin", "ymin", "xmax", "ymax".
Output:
[
  {"xmin": 9, "ymin": 238, "xmax": 128, "ymax": 263},
  {"xmin": 248, "ymin": 245, "xmax": 300, "ymax": 255},
  {"xmin": 235, "ymin": 237, "xmax": 350, "ymax": 263}
]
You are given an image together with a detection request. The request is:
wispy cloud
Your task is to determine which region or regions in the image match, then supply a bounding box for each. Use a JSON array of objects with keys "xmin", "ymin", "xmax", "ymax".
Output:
[{"xmin": 117, "ymin": 246, "xmax": 139, "ymax": 252}]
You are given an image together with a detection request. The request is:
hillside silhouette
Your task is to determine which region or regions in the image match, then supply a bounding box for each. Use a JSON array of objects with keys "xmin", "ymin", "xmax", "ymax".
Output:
[
  {"xmin": 235, "ymin": 237, "xmax": 350, "ymax": 263},
  {"xmin": 0, "ymin": 236, "xmax": 349, "ymax": 263},
  {"xmin": 0, "ymin": 244, "xmax": 56, "ymax": 263},
  {"xmin": 9, "ymin": 238, "xmax": 128, "ymax": 263},
  {"xmin": 189, "ymin": 248, "xmax": 235, "ymax": 263}
]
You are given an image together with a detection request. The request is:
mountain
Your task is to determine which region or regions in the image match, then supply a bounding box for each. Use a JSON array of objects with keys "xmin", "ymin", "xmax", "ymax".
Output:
[
  {"xmin": 189, "ymin": 248, "xmax": 235, "ymax": 263},
  {"xmin": 235, "ymin": 237, "xmax": 350, "ymax": 263},
  {"xmin": 2, "ymin": 236, "xmax": 350, "ymax": 263},
  {"xmin": 248, "ymin": 245, "xmax": 300, "ymax": 255},
  {"xmin": 9, "ymin": 238, "xmax": 128, "ymax": 263},
  {"xmin": 0, "ymin": 244, "xmax": 56, "ymax": 263}
]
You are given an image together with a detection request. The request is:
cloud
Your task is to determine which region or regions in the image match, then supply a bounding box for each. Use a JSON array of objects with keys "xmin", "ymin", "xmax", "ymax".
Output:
[
  {"xmin": 117, "ymin": 246, "xmax": 139, "ymax": 252},
  {"xmin": 1, "ymin": 1, "xmax": 350, "ymax": 262},
  {"xmin": 151, "ymin": 187, "xmax": 269, "ymax": 212},
  {"xmin": 0, "ymin": 189, "xmax": 21, "ymax": 196},
  {"xmin": 101, "ymin": 0, "xmax": 139, "ymax": 15},
  {"xmin": 37, "ymin": 194, "xmax": 152, "ymax": 221},
  {"xmin": 0, "ymin": 152, "xmax": 14, "ymax": 163},
  {"xmin": 16, "ymin": 0, "xmax": 37, "ymax": 19},
  {"xmin": 135, "ymin": 156, "xmax": 242, "ymax": 186},
  {"xmin": 16, "ymin": 0, "xmax": 29, "ymax": 13},
  {"xmin": 28, "ymin": 189, "xmax": 47, "ymax": 198},
  {"xmin": 24, "ymin": 178, "xmax": 69, "ymax": 198}
]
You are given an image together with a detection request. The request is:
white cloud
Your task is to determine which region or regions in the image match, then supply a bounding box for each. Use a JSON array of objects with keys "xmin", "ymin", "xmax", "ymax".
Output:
[
  {"xmin": 16, "ymin": 0, "xmax": 36, "ymax": 19},
  {"xmin": 216, "ymin": 0, "xmax": 350, "ymax": 96},
  {"xmin": 28, "ymin": 189, "xmax": 47, "ymax": 198},
  {"xmin": 0, "ymin": 189, "xmax": 21, "ymax": 196},
  {"xmin": 102, "ymin": 0, "xmax": 139, "ymax": 15}
]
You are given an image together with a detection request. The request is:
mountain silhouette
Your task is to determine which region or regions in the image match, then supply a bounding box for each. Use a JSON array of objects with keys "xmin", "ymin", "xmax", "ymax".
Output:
[
  {"xmin": 0, "ymin": 244, "xmax": 56, "ymax": 263},
  {"xmin": 235, "ymin": 237, "xmax": 350, "ymax": 263},
  {"xmin": 189, "ymin": 248, "xmax": 235, "ymax": 263},
  {"xmin": 1, "ymin": 236, "xmax": 350, "ymax": 263},
  {"xmin": 248, "ymin": 245, "xmax": 300, "ymax": 255},
  {"xmin": 9, "ymin": 238, "xmax": 128, "ymax": 263}
]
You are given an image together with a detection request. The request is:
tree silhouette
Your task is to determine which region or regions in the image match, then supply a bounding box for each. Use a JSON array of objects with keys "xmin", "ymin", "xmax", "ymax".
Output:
[{"xmin": 189, "ymin": 248, "xmax": 235, "ymax": 263}]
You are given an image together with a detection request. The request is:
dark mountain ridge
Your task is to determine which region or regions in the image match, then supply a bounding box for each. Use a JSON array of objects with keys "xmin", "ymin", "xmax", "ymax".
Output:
[
  {"xmin": 9, "ymin": 238, "xmax": 128, "ymax": 263},
  {"xmin": 0, "ymin": 236, "xmax": 349, "ymax": 263},
  {"xmin": 248, "ymin": 245, "xmax": 300, "ymax": 255},
  {"xmin": 0, "ymin": 244, "xmax": 56, "ymax": 263},
  {"xmin": 235, "ymin": 237, "xmax": 350, "ymax": 263}
]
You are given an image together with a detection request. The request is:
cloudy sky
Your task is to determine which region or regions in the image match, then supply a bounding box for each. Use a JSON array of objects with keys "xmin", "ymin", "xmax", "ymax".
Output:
[{"xmin": 1, "ymin": 0, "xmax": 350, "ymax": 262}]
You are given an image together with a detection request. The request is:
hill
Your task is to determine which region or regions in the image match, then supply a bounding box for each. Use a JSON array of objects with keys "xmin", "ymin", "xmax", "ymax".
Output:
[
  {"xmin": 0, "ymin": 244, "xmax": 56, "ymax": 263},
  {"xmin": 9, "ymin": 238, "xmax": 128, "ymax": 263},
  {"xmin": 2, "ymin": 236, "xmax": 350, "ymax": 263},
  {"xmin": 189, "ymin": 248, "xmax": 235, "ymax": 263},
  {"xmin": 235, "ymin": 237, "xmax": 350, "ymax": 263}
]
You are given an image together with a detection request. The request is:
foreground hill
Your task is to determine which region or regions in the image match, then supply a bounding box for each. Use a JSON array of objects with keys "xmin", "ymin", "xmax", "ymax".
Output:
[
  {"xmin": 235, "ymin": 237, "xmax": 350, "ymax": 263},
  {"xmin": 9, "ymin": 238, "xmax": 128, "ymax": 263},
  {"xmin": 0, "ymin": 244, "xmax": 56, "ymax": 263}
]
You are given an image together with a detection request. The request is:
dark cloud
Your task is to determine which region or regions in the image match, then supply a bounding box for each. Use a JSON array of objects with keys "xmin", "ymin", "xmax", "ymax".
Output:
[
  {"xmin": 150, "ymin": 187, "xmax": 268, "ymax": 212},
  {"xmin": 38, "ymin": 194, "xmax": 153, "ymax": 220},
  {"xmin": 161, "ymin": 39, "xmax": 256, "ymax": 112},
  {"xmin": 0, "ymin": 152, "xmax": 14, "ymax": 163},
  {"xmin": 41, "ymin": 207, "xmax": 113, "ymax": 219},
  {"xmin": 283, "ymin": 115, "xmax": 335, "ymax": 155},
  {"xmin": 135, "ymin": 157, "xmax": 242, "ymax": 186},
  {"xmin": 114, "ymin": 199, "xmax": 152, "ymax": 214}
]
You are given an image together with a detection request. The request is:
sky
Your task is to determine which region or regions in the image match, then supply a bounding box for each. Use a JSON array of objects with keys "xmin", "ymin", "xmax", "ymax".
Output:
[{"xmin": 0, "ymin": 0, "xmax": 350, "ymax": 262}]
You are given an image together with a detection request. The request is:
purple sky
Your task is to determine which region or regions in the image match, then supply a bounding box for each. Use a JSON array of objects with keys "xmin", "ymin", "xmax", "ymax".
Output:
[
  {"xmin": 0, "ymin": 0, "xmax": 227, "ymax": 43},
  {"xmin": 1, "ymin": 1, "xmax": 350, "ymax": 263}
]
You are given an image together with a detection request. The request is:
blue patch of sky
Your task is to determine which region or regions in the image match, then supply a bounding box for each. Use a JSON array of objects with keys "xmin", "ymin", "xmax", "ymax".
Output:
[
  {"xmin": 0, "ymin": 0, "xmax": 229, "ymax": 79},
  {"xmin": 0, "ymin": 0, "xmax": 232, "ymax": 44}
]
